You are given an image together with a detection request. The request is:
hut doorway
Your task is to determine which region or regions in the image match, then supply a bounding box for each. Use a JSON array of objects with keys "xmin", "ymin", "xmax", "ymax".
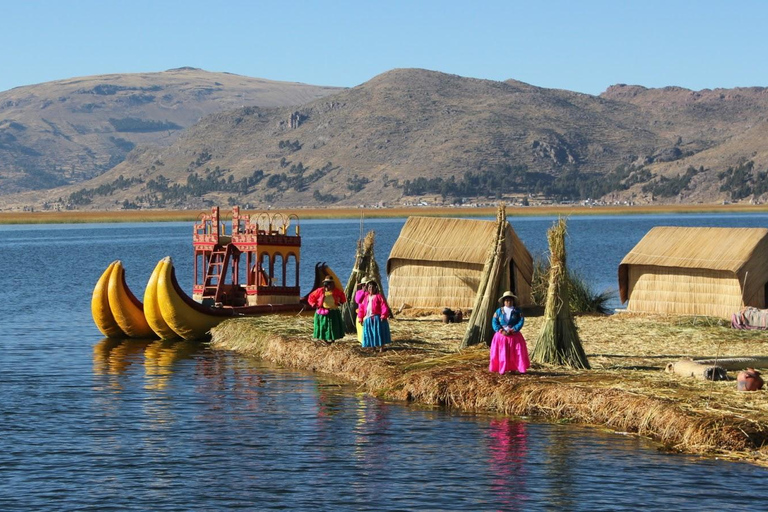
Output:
[
  {"xmin": 509, "ymin": 260, "xmax": 517, "ymax": 297},
  {"xmin": 764, "ymin": 281, "xmax": 768, "ymax": 308}
]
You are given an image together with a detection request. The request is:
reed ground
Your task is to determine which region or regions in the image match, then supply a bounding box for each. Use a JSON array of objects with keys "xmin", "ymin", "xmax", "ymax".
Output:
[{"xmin": 211, "ymin": 311, "xmax": 768, "ymax": 467}]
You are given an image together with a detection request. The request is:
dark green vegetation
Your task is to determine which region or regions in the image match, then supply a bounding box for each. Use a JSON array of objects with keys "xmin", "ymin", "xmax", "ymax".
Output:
[
  {"xmin": 719, "ymin": 161, "xmax": 768, "ymax": 201},
  {"xmin": 403, "ymin": 164, "xmax": 657, "ymax": 202},
  {"xmin": 531, "ymin": 257, "xmax": 614, "ymax": 315},
  {"xmin": 107, "ymin": 117, "xmax": 181, "ymax": 133}
]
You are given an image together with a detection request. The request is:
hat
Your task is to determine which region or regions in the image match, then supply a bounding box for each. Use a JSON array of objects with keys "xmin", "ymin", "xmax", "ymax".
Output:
[
  {"xmin": 322, "ymin": 276, "xmax": 334, "ymax": 284},
  {"xmin": 498, "ymin": 291, "xmax": 517, "ymax": 302},
  {"xmin": 359, "ymin": 276, "xmax": 370, "ymax": 284}
]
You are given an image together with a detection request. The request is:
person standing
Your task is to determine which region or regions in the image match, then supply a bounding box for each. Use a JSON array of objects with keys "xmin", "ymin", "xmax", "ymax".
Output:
[
  {"xmin": 308, "ymin": 276, "xmax": 346, "ymax": 344},
  {"xmin": 354, "ymin": 277, "xmax": 369, "ymax": 343},
  {"xmin": 355, "ymin": 279, "xmax": 391, "ymax": 352},
  {"xmin": 489, "ymin": 291, "xmax": 530, "ymax": 374}
]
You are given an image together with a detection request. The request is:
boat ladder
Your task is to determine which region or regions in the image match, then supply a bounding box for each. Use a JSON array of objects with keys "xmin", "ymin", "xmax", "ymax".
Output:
[{"xmin": 202, "ymin": 244, "xmax": 234, "ymax": 304}]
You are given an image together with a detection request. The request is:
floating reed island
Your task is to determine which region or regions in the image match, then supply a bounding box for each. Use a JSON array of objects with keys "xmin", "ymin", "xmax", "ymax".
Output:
[{"xmin": 211, "ymin": 311, "xmax": 768, "ymax": 467}]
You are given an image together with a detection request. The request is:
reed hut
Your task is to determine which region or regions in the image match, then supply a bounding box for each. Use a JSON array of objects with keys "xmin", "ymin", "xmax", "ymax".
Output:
[
  {"xmin": 619, "ymin": 226, "xmax": 768, "ymax": 319},
  {"xmin": 387, "ymin": 216, "xmax": 533, "ymax": 310}
]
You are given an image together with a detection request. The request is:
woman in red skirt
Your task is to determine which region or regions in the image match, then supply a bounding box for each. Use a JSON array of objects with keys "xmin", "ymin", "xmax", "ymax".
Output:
[{"xmin": 489, "ymin": 291, "xmax": 530, "ymax": 374}]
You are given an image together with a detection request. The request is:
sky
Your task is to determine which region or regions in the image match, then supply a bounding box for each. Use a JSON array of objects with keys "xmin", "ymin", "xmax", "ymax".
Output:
[{"xmin": 3, "ymin": 0, "xmax": 767, "ymax": 96}]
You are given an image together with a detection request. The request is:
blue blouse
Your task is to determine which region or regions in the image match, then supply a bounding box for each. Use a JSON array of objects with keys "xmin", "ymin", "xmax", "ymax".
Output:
[{"xmin": 492, "ymin": 306, "xmax": 524, "ymax": 333}]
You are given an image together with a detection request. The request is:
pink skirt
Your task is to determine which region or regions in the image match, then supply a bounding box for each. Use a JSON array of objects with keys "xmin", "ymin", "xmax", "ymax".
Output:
[{"xmin": 489, "ymin": 331, "xmax": 530, "ymax": 374}]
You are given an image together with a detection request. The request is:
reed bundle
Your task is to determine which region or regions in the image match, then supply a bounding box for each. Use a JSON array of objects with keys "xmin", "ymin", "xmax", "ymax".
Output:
[
  {"xmin": 460, "ymin": 204, "xmax": 508, "ymax": 349},
  {"xmin": 340, "ymin": 231, "xmax": 383, "ymax": 333},
  {"xmin": 530, "ymin": 217, "xmax": 590, "ymax": 369}
]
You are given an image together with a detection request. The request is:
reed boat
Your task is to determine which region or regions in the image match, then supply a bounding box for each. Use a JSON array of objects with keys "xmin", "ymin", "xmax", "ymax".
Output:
[{"xmin": 92, "ymin": 206, "xmax": 342, "ymax": 340}]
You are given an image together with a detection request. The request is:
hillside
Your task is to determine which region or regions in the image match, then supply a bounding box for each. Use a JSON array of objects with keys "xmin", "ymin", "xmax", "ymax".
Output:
[
  {"xmin": 5, "ymin": 68, "xmax": 768, "ymax": 210},
  {"xmin": 0, "ymin": 67, "xmax": 341, "ymax": 194}
]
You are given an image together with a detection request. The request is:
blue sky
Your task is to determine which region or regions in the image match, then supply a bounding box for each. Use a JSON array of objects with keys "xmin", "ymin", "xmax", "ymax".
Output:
[{"xmin": 3, "ymin": 0, "xmax": 766, "ymax": 95}]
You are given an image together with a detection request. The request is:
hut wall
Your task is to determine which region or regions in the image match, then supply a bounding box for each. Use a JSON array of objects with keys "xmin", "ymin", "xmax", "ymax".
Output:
[
  {"xmin": 388, "ymin": 260, "xmax": 483, "ymax": 309},
  {"xmin": 626, "ymin": 265, "xmax": 743, "ymax": 319}
]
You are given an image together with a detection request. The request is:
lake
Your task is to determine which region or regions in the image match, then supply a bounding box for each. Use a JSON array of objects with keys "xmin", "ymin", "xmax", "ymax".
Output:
[{"xmin": 2, "ymin": 213, "xmax": 768, "ymax": 510}]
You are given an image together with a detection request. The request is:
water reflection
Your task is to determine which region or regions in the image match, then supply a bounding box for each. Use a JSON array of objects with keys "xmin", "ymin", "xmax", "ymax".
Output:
[
  {"xmin": 545, "ymin": 427, "xmax": 576, "ymax": 510},
  {"xmin": 93, "ymin": 338, "xmax": 153, "ymax": 377},
  {"xmin": 144, "ymin": 339, "xmax": 202, "ymax": 390},
  {"xmin": 352, "ymin": 393, "xmax": 392, "ymax": 465},
  {"xmin": 487, "ymin": 418, "xmax": 529, "ymax": 510},
  {"xmin": 93, "ymin": 337, "xmax": 204, "ymax": 392}
]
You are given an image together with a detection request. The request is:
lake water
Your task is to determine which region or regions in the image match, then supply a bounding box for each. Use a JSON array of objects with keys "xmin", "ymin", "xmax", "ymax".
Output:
[{"xmin": 2, "ymin": 213, "xmax": 768, "ymax": 510}]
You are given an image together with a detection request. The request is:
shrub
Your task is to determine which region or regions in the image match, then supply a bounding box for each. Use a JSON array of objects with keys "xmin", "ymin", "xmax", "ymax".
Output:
[{"xmin": 531, "ymin": 256, "xmax": 614, "ymax": 314}]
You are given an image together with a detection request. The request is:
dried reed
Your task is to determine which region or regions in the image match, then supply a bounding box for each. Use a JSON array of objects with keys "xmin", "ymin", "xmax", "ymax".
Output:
[{"xmin": 530, "ymin": 218, "xmax": 590, "ymax": 369}]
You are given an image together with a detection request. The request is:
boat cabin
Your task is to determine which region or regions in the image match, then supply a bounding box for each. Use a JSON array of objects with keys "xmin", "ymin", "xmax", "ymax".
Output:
[{"xmin": 192, "ymin": 206, "xmax": 301, "ymax": 307}]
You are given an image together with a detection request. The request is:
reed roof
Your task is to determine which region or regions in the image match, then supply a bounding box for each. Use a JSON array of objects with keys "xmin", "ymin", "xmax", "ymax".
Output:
[
  {"xmin": 387, "ymin": 216, "xmax": 533, "ymax": 280},
  {"xmin": 619, "ymin": 226, "xmax": 768, "ymax": 303}
]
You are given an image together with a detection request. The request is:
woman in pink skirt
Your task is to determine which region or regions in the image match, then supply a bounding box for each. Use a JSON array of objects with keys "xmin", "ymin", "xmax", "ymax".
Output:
[{"xmin": 489, "ymin": 291, "xmax": 530, "ymax": 374}]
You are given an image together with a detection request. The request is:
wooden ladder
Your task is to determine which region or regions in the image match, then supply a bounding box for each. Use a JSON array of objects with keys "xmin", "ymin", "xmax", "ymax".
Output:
[{"xmin": 202, "ymin": 244, "xmax": 233, "ymax": 303}]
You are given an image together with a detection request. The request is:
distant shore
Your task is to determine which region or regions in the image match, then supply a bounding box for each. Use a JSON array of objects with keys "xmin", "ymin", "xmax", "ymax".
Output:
[{"xmin": 2, "ymin": 203, "xmax": 768, "ymax": 224}]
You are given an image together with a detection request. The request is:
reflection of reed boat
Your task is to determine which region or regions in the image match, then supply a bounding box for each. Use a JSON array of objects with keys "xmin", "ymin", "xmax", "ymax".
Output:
[
  {"xmin": 92, "ymin": 206, "xmax": 341, "ymax": 341},
  {"xmin": 93, "ymin": 337, "xmax": 154, "ymax": 375}
]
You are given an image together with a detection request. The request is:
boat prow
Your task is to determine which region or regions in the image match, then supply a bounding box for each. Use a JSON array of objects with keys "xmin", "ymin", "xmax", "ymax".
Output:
[
  {"xmin": 155, "ymin": 257, "xmax": 234, "ymax": 341},
  {"xmin": 91, "ymin": 261, "xmax": 126, "ymax": 338},
  {"xmin": 143, "ymin": 258, "xmax": 181, "ymax": 340},
  {"xmin": 108, "ymin": 260, "xmax": 156, "ymax": 338}
]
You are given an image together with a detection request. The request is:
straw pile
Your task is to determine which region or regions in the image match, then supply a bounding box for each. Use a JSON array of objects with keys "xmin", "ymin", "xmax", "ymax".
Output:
[
  {"xmin": 460, "ymin": 204, "xmax": 508, "ymax": 349},
  {"xmin": 530, "ymin": 218, "xmax": 591, "ymax": 369}
]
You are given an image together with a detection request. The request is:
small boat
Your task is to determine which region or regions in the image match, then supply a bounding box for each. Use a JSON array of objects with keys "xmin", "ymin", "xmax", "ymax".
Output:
[{"xmin": 91, "ymin": 206, "xmax": 342, "ymax": 340}]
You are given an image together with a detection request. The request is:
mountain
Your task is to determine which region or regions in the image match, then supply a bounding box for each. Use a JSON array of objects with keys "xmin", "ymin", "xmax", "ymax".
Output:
[
  {"xmin": 0, "ymin": 67, "xmax": 342, "ymax": 194},
  {"xmin": 5, "ymin": 68, "xmax": 768, "ymax": 210}
]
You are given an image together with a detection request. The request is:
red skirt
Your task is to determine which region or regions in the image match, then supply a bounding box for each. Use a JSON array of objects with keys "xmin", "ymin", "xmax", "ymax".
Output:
[{"xmin": 489, "ymin": 331, "xmax": 530, "ymax": 374}]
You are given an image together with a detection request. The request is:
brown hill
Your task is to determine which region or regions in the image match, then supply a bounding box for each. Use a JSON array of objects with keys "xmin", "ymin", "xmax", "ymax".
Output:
[
  {"xmin": 600, "ymin": 84, "xmax": 768, "ymax": 203},
  {"xmin": 0, "ymin": 67, "xmax": 342, "ymax": 194},
  {"xmin": 6, "ymin": 69, "xmax": 768, "ymax": 210}
]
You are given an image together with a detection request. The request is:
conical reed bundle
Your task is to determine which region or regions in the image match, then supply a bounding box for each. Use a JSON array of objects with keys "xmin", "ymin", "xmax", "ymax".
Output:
[{"xmin": 530, "ymin": 217, "xmax": 590, "ymax": 369}]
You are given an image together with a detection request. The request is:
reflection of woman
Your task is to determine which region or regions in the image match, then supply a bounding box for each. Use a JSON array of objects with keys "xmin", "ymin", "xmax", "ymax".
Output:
[
  {"xmin": 355, "ymin": 279, "xmax": 391, "ymax": 352},
  {"xmin": 308, "ymin": 276, "xmax": 346, "ymax": 344},
  {"xmin": 488, "ymin": 418, "xmax": 528, "ymax": 507},
  {"xmin": 489, "ymin": 291, "xmax": 530, "ymax": 374}
]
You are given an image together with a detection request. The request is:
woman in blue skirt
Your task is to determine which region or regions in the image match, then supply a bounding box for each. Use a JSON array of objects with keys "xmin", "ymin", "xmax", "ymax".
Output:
[{"xmin": 354, "ymin": 279, "xmax": 391, "ymax": 352}]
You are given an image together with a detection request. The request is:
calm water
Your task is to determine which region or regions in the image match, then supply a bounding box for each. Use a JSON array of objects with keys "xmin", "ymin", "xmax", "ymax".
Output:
[{"xmin": 2, "ymin": 213, "xmax": 768, "ymax": 510}]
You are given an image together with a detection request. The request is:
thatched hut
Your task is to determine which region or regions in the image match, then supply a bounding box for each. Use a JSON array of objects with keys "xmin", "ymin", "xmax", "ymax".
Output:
[
  {"xmin": 387, "ymin": 216, "xmax": 533, "ymax": 310},
  {"xmin": 619, "ymin": 226, "xmax": 768, "ymax": 318}
]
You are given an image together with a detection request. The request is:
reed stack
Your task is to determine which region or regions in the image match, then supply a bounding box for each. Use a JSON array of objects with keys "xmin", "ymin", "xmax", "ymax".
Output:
[{"xmin": 530, "ymin": 217, "xmax": 590, "ymax": 369}]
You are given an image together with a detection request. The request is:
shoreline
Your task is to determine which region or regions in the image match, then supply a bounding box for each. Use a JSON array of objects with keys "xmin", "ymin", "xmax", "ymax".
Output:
[
  {"xmin": 2, "ymin": 203, "xmax": 768, "ymax": 224},
  {"xmin": 210, "ymin": 313, "xmax": 768, "ymax": 467}
]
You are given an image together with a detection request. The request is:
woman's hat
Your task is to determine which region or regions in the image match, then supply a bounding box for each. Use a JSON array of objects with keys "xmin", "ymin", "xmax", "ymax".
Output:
[
  {"xmin": 359, "ymin": 276, "xmax": 370, "ymax": 284},
  {"xmin": 498, "ymin": 291, "xmax": 517, "ymax": 302},
  {"xmin": 322, "ymin": 276, "xmax": 334, "ymax": 284}
]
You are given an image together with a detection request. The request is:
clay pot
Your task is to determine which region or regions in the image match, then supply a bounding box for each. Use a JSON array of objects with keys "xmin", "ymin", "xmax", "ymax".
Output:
[{"xmin": 737, "ymin": 368, "xmax": 764, "ymax": 391}]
